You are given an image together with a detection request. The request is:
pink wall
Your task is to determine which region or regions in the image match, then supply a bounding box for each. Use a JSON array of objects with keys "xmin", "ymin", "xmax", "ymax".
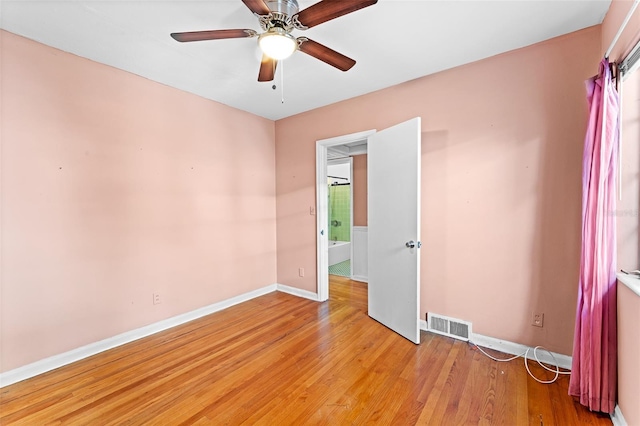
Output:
[
  {"xmin": 352, "ymin": 155, "xmax": 367, "ymax": 227},
  {"xmin": 275, "ymin": 26, "xmax": 601, "ymax": 355},
  {"xmin": 1, "ymin": 31, "xmax": 277, "ymax": 373},
  {"xmin": 602, "ymin": 1, "xmax": 640, "ymax": 423}
]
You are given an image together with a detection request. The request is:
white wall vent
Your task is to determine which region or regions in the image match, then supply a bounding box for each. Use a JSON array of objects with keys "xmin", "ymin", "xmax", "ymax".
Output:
[{"xmin": 427, "ymin": 313, "xmax": 472, "ymax": 341}]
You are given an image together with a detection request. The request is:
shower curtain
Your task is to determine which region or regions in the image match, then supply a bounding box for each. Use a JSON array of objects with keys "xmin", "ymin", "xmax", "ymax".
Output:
[{"xmin": 569, "ymin": 59, "xmax": 619, "ymax": 414}]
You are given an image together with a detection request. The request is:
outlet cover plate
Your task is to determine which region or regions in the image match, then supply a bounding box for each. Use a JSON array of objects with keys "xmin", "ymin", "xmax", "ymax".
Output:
[{"xmin": 532, "ymin": 312, "xmax": 544, "ymax": 328}]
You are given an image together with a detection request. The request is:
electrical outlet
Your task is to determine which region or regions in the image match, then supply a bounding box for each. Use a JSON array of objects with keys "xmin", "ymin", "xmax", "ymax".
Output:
[
  {"xmin": 532, "ymin": 312, "xmax": 544, "ymax": 328},
  {"xmin": 299, "ymin": 268, "xmax": 305, "ymax": 277},
  {"xmin": 153, "ymin": 292, "xmax": 161, "ymax": 305}
]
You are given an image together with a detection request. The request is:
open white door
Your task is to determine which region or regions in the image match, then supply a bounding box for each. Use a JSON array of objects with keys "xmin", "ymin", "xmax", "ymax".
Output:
[{"xmin": 368, "ymin": 117, "xmax": 421, "ymax": 344}]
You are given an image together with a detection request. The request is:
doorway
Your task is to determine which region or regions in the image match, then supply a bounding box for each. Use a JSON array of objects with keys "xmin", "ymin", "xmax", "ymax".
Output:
[
  {"xmin": 327, "ymin": 158, "xmax": 353, "ymax": 279},
  {"xmin": 315, "ymin": 118, "xmax": 422, "ymax": 344},
  {"xmin": 315, "ymin": 130, "xmax": 374, "ymax": 302}
]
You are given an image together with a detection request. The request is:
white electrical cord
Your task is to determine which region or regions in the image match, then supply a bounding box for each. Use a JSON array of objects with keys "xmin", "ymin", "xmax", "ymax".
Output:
[{"xmin": 470, "ymin": 341, "xmax": 571, "ymax": 384}]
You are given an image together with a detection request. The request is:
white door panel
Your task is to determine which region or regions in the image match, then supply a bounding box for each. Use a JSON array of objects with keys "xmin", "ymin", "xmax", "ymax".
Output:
[{"xmin": 368, "ymin": 117, "xmax": 421, "ymax": 344}]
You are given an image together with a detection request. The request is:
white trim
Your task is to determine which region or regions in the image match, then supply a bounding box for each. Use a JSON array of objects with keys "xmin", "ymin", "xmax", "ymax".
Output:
[
  {"xmin": 276, "ymin": 283, "xmax": 320, "ymax": 301},
  {"xmin": 617, "ymin": 272, "xmax": 640, "ymax": 297},
  {"xmin": 316, "ymin": 142, "xmax": 329, "ymax": 302},
  {"xmin": 328, "ymin": 157, "xmax": 353, "ymax": 273},
  {"xmin": 421, "ymin": 321, "xmax": 573, "ymax": 370},
  {"xmin": 605, "ymin": 0, "xmax": 640, "ymax": 59},
  {"xmin": 470, "ymin": 333, "xmax": 572, "ymax": 370},
  {"xmin": 351, "ymin": 276, "xmax": 368, "ymax": 283},
  {"xmin": 420, "ymin": 319, "xmax": 428, "ymax": 331},
  {"xmin": 349, "ymin": 158, "xmax": 354, "ymax": 280},
  {"xmin": 317, "ymin": 130, "xmax": 376, "ymax": 147},
  {"xmin": 0, "ymin": 284, "xmax": 278, "ymax": 388},
  {"xmin": 316, "ymin": 129, "xmax": 376, "ymax": 302},
  {"xmin": 611, "ymin": 404, "xmax": 627, "ymax": 426}
]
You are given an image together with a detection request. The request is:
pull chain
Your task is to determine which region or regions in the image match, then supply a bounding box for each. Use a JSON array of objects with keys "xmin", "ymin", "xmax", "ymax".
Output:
[{"xmin": 280, "ymin": 59, "xmax": 285, "ymax": 104}]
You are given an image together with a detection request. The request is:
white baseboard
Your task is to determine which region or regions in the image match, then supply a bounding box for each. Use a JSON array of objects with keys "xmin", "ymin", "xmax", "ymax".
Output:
[
  {"xmin": 1, "ymin": 286, "xmax": 577, "ymax": 391},
  {"xmin": 351, "ymin": 275, "xmax": 368, "ymax": 283},
  {"xmin": 469, "ymin": 333, "xmax": 572, "ymax": 370},
  {"xmin": 420, "ymin": 319, "xmax": 428, "ymax": 331},
  {"xmin": 0, "ymin": 284, "xmax": 278, "ymax": 388},
  {"xmin": 276, "ymin": 283, "xmax": 320, "ymax": 301},
  {"xmin": 419, "ymin": 320, "xmax": 572, "ymax": 370},
  {"xmin": 611, "ymin": 404, "xmax": 627, "ymax": 426}
]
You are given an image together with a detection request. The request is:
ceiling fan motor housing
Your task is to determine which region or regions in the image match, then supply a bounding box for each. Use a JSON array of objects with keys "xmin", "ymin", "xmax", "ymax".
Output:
[
  {"xmin": 258, "ymin": 0, "xmax": 301, "ymax": 31},
  {"xmin": 266, "ymin": 0, "xmax": 299, "ymax": 18}
]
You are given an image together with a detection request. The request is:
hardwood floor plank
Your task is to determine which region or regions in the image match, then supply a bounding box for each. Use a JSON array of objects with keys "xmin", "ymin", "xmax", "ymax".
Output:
[
  {"xmin": 0, "ymin": 278, "xmax": 612, "ymax": 425},
  {"xmin": 415, "ymin": 340, "xmax": 462, "ymax": 424},
  {"xmin": 430, "ymin": 340, "xmax": 476, "ymax": 423},
  {"xmin": 327, "ymin": 335, "xmax": 412, "ymax": 424},
  {"xmin": 491, "ymin": 355, "xmax": 519, "ymax": 425},
  {"xmin": 82, "ymin": 297, "xmax": 324, "ymax": 425},
  {"xmin": 526, "ymin": 362, "xmax": 557, "ymax": 425},
  {"xmin": 0, "ymin": 293, "xmax": 291, "ymax": 412},
  {"xmin": 452, "ymin": 349, "xmax": 494, "ymax": 424},
  {"xmin": 241, "ymin": 311, "xmax": 394, "ymax": 424},
  {"xmin": 180, "ymin": 303, "xmax": 362, "ymax": 423}
]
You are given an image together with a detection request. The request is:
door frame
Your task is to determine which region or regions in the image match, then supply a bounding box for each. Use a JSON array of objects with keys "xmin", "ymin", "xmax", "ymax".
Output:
[
  {"xmin": 327, "ymin": 157, "xmax": 354, "ymax": 278},
  {"xmin": 316, "ymin": 129, "xmax": 376, "ymax": 302}
]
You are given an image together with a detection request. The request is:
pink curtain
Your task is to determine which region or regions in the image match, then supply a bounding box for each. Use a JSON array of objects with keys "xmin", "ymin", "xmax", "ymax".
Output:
[{"xmin": 569, "ymin": 59, "xmax": 619, "ymax": 414}]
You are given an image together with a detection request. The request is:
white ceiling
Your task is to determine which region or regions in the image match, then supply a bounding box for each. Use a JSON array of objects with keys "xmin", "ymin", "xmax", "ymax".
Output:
[{"xmin": 1, "ymin": 0, "xmax": 611, "ymax": 121}]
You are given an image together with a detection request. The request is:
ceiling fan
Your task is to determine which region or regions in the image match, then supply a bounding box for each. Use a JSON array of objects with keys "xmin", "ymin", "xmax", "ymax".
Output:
[{"xmin": 170, "ymin": 0, "xmax": 378, "ymax": 82}]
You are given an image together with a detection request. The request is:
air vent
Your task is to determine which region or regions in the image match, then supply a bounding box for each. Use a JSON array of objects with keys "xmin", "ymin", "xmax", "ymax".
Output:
[
  {"xmin": 427, "ymin": 313, "xmax": 472, "ymax": 341},
  {"xmin": 430, "ymin": 316, "xmax": 448, "ymax": 334}
]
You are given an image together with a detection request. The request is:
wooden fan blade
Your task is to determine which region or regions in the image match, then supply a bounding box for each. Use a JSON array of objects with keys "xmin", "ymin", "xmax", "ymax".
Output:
[
  {"xmin": 242, "ymin": 0, "xmax": 271, "ymax": 16},
  {"xmin": 171, "ymin": 29, "xmax": 256, "ymax": 42},
  {"xmin": 258, "ymin": 55, "xmax": 278, "ymax": 82},
  {"xmin": 298, "ymin": 38, "xmax": 356, "ymax": 71},
  {"xmin": 295, "ymin": 0, "xmax": 377, "ymax": 29}
]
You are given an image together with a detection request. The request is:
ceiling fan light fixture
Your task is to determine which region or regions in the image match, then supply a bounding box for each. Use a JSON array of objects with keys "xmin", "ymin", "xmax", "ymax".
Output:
[{"xmin": 258, "ymin": 27, "xmax": 297, "ymax": 60}]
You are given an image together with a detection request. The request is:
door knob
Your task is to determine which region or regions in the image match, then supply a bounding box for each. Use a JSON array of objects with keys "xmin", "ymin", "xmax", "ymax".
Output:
[{"xmin": 406, "ymin": 240, "xmax": 421, "ymax": 249}]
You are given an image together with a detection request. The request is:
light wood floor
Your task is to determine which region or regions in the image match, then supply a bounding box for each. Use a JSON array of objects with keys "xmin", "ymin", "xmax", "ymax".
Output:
[{"xmin": 0, "ymin": 275, "xmax": 611, "ymax": 425}]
